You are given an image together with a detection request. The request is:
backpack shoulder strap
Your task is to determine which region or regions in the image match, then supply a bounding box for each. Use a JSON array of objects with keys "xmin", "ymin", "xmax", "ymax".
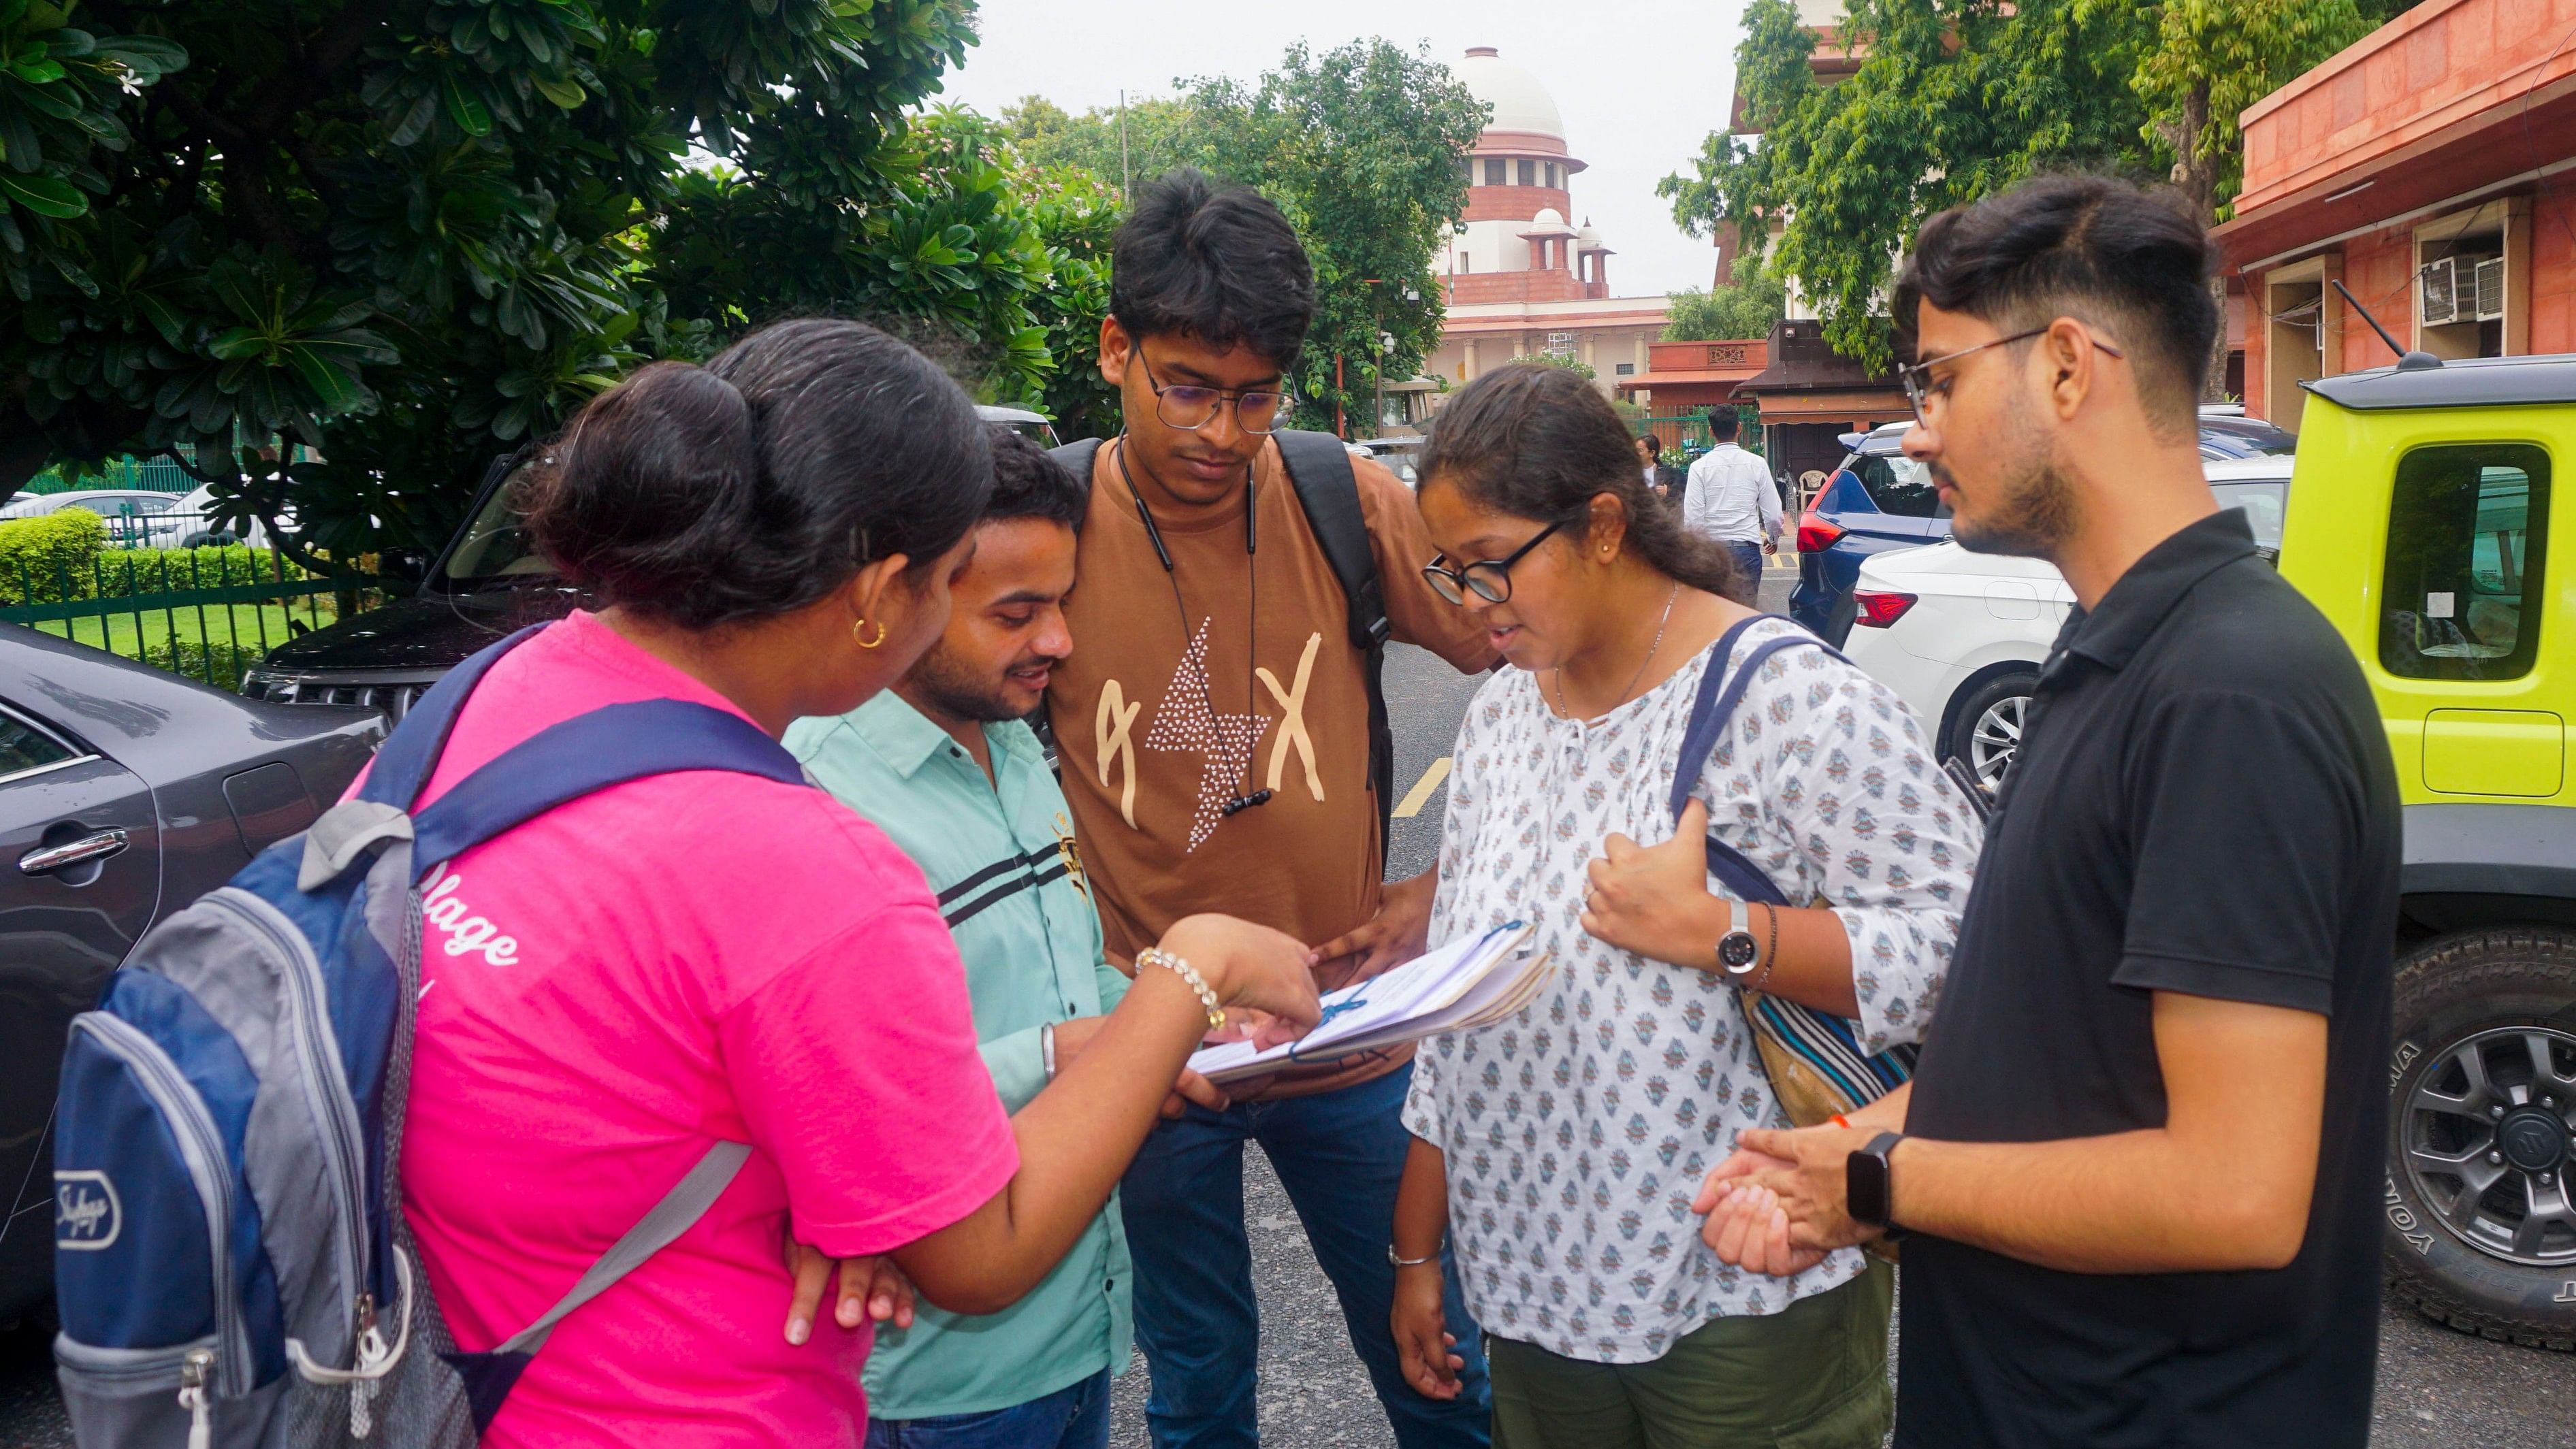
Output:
[
  {"xmin": 1273, "ymin": 430, "xmax": 1398, "ymax": 851},
  {"xmin": 441, "ymin": 1140, "xmax": 752, "ymax": 1429},
  {"xmin": 1048, "ymin": 436, "xmax": 1105, "ymax": 497},
  {"xmin": 359, "ymin": 623, "xmax": 551, "ymax": 808},
  {"xmin": 406, "ymin": 700, "xmax": 806, "ymax": 877},
  {"xmin": 1272, "ymin": 430, "xmax": 1387, "ymax": 652}
]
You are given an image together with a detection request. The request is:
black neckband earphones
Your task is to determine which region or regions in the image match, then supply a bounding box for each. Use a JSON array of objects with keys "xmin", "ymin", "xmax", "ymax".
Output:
[{"xmin": 1113, "ymin": 437, "xmax": 1272, "ymax": 817}]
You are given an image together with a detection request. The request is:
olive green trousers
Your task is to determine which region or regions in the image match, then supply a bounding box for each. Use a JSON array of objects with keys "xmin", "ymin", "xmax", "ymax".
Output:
[{"xmin": 1485, "ymin": 1260, "xmax": 1895, "ymax": 1449}]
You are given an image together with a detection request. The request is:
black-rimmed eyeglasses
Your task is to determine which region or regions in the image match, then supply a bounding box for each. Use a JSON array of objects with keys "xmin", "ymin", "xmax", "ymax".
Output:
[
  {"xmin": 1422, "ymin": 521, "xmax": 1564, "ymax": 606},
  {"xmin": 1898, "ymin": 328, "xmax": 2125, "ymax": 425},
  {"xmin": 1132, "ymin": 346, "xmax": 1292, "ymax": 435}
]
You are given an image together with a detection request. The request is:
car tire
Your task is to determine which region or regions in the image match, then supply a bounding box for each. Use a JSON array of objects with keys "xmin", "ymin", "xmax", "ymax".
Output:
[
  {"xmin": 1944, "ymin": 672, "xmax": 2037, "ymax": 794},
  {"xmin": 2383, "ymin": 927, "xmax": 2576, "ymax": 1351}
]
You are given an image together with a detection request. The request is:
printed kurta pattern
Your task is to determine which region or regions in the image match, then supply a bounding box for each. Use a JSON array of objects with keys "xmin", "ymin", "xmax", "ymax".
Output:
[{"xmin": 1402, "ymin": 618, "xmax": 1980, "ymax": 1363}]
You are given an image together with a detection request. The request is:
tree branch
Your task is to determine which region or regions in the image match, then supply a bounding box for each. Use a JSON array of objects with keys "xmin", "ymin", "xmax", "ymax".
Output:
[{"xmin": 152, "ymin": 447, "xmax": 348, "ymax": 577}]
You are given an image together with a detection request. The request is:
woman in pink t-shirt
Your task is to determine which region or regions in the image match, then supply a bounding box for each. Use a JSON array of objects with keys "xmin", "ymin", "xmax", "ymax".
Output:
[{"xmin": 398, "ymin": 319, "xmax": 1321, "ymax": 1447}]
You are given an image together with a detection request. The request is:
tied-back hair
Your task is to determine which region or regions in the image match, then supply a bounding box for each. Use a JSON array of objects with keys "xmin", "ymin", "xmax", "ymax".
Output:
[
  {"xmin": 1418, "ymin": 364, "xmax": 1743, "ymax": 602},
  {"xmin": 525, "ymin": 319, "xmax": 993, "ymax": 631}
]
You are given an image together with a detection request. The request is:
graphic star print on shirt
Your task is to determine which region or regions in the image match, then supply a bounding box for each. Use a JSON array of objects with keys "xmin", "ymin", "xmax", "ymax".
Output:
[{"xmin": 1143, "ymin": 617, "xmax": 1272, "ymax": 853}]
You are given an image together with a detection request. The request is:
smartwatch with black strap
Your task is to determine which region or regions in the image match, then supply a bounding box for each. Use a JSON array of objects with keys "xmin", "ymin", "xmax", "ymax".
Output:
[{"xmin": 1846, "ymin": 1130, "xmax": 1909, "ymax": 1239}]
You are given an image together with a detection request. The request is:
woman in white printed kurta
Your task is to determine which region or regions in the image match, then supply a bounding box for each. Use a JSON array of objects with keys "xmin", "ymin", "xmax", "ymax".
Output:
[
  {"xmin": 1402, "ymin": 622, "xmax": 1978, "ymax": 1359},
  {"xmin": 1385, "ymin": 361, "xmax": 1980, "ymax": 1449}
]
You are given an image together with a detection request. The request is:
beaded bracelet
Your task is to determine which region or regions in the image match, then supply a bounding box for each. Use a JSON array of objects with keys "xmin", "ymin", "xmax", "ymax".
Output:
[{"xmin": 1136, "ymin": 947, "xmax": 1225, "ymax": 1032}]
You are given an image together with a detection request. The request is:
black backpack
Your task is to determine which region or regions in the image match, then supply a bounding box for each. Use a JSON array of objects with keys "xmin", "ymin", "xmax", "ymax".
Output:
[{"xmin": 1050, "ymin": 432, "xmax": 1396, "ymax": 850}]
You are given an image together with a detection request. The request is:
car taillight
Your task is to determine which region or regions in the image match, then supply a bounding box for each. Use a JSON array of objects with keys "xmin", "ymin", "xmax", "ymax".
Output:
[
  {"xmin": 1797, "ymin": 510, "xmax": 1844, "ymax": 553},
  {"xmin": 1853, "ymin": 589, "xmax": 1918, "ymax": 628}
]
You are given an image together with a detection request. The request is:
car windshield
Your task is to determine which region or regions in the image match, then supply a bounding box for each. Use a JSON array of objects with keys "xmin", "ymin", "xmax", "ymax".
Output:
[
  {"xmin": 1850, "ymin": 451, "xmax": 1942, "ymax": 518},
  {"xmin": 2200, "ymin": 420, "xmax": 2298, "ymax": 458},
  {"xmin": 438, "ymin": 459, "xmax": 556, "ymax": 588},
  {"xmin": 2210, "ymin": 478, "xmax": 2289, "ymax": 551}
]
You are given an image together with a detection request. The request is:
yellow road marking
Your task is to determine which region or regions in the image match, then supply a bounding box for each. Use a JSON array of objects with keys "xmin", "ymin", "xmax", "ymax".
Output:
[{"xmin": 1394, "ymin": 756, "xmax": 1453, "ymax": 818}]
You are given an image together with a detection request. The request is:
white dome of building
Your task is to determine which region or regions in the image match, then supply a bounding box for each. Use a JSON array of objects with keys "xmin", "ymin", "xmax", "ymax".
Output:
[
  {"xmin": 1458, "ymin": 47, "xmax": 1564, "ymax": 138},
  {"xmin": 1532, "ymin": 207, "xmax": 1565, "ymax": 227}
]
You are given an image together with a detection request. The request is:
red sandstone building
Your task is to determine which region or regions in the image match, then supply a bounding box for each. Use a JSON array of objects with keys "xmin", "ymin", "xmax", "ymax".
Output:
[
  {"xmin": 2220, "ymin": 0, "xmax": 2576, "ymax": 430},
  {"xmin": 1422, "ymin": 49, "xmax": 1669, "ymax": 405}
]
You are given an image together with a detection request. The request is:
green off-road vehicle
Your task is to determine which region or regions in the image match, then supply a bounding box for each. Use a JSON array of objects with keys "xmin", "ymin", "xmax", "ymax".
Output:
[{"xmin": 2283, "ymin": 352, "xmax": 2576, "ymax": 1349}]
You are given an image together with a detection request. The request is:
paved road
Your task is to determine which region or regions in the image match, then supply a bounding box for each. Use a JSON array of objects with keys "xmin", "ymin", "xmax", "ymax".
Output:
[{"xmin": 1, "ymin": 564, "xmax": 2569, "ymax": 1446}]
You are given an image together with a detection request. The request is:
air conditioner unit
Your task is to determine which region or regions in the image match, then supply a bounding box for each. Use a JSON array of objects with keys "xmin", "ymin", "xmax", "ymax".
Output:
[
  {"xmin": 2473, "ymin": 257, "xmax": 2506, "ymax": 323},
  {"xmin": 2421, "ymin": 257, "xmax": 2459, "ymax": 325}
]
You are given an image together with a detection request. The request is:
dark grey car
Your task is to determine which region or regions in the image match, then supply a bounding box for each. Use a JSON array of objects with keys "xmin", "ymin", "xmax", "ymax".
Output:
[{"xmin": 0, "ymin": 626, "xmax": 381, "ymax": 1320}]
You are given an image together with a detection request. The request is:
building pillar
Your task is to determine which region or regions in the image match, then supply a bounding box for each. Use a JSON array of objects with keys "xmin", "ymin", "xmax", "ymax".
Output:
[
  {"xmin": 1463, "ymin": 338, "xmax": 1480, "ymax": 380},
  {"xmin": 1634, "ymin": 331, "xmax": 1650, "ymax": 376}
]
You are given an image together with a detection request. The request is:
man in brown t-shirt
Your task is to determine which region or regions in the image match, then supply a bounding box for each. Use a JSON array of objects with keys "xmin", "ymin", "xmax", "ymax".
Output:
[{"xmin": 1050, "ymin": 170, "xmax": 1496, "ymax": 1448}]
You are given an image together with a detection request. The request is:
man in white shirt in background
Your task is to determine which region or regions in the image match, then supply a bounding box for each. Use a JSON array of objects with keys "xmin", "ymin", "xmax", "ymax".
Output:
[{"xmin": 1681, "ymin": 406, "xmax": 1782, "ymax": 600}]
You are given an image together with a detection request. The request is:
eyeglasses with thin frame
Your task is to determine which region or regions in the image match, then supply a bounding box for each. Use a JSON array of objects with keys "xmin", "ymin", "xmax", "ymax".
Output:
[
  {"xmin": 1422, "ymin": 520, "xmax": 1565, "ymax": 606},
  {"xmin": 1898, "ymin": 327, "xmax": 2125, "ymax": 425},
  {"xmin": 1131, "ymin": 346, "xmax": 1292, "ymax": 436}
]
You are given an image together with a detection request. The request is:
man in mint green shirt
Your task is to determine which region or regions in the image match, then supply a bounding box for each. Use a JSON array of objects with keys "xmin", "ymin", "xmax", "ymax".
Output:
[{"xmin": 788, "ymin": 428, "xmax": 1153, "ymax": 1449}]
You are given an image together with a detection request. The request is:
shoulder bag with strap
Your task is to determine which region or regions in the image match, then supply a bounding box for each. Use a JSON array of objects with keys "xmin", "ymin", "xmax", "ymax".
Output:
[
  {"xmin": 1050, "ymin": 432, "xmax": 1396, "ymax": 851},
  {"xmin": 1667, "ymin": 615, "xmax": 1918, "ymax": 1127}
]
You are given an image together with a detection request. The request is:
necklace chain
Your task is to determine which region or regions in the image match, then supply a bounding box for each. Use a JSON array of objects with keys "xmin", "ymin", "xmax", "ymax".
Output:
[{"xmin": 1552, "ymin": 582, "xmax": 1681, "ymax": 721}]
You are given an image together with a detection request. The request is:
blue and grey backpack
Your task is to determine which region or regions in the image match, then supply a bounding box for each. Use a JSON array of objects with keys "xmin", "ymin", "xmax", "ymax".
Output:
[{"xmin": 50, "ymin": 623, "xmax": 799, "ymax": 1447}]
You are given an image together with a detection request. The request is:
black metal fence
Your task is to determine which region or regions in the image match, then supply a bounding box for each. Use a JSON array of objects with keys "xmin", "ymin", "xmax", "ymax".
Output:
[{"xmin": 0, "ymin": 545, "xmax": 385, "ymax": 691}]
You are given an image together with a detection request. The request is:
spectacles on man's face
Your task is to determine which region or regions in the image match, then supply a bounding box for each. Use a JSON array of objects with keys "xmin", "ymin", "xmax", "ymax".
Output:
[
  {"xmin": 1131, "ymin": 346, "xmax": 1291, "ymax": 435},
  {"xmin": 1422, "ymin": 520, "xmax": 1565, "ymax": 606},
  {"xmin": 1897, "ymin": 327, "xmax": 2125, "ymax": 426}
]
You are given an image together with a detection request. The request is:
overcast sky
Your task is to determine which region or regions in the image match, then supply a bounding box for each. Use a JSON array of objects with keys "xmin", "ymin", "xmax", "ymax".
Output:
[{"xmin": 929, "ymin": 0, "xmax": 1756, "ymax": 299}]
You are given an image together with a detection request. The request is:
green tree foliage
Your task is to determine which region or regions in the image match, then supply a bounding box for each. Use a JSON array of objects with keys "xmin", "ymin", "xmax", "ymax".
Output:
[
  {"xmin": 1662, "ymin": 253, "xmax": 1788, "ymax": 342},
  {"xmin": 2, "ymin": 0, "xmax": 1108, "ymax": 562},
  {"xmin": 993, "ymin": 40, "xmax": 1487, "ymax": 436},
  {"xmin": 1662, "ymin": 0, "xmax": 2380, "ymax": 376},
  {"xmin": 1505, "ymin": 351, "xmax": 1595, "ymax": 381}
]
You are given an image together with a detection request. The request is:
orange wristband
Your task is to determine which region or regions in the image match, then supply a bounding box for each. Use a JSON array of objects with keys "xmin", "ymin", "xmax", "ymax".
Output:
[{"xmin": 1830, "ymin": 1113, "xmax": 1852, "ymax": 1130}]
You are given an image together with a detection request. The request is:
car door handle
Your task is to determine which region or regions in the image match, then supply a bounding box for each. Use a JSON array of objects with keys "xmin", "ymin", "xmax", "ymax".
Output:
[{"xmin": 20, "ymin": 828, "xmax": 131, "ymax": 876}]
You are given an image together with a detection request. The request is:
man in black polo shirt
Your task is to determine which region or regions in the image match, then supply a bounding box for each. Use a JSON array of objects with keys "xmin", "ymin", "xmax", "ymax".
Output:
[{"xmin": 1692, "ymin": 174, "xmax": 2400, "ymax": 1447}]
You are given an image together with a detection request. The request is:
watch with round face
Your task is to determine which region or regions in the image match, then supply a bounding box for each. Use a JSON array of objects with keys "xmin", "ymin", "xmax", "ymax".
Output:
[{"xmin": 1716, "ymin": 921, "xmax": 1762, "ymax": 977}]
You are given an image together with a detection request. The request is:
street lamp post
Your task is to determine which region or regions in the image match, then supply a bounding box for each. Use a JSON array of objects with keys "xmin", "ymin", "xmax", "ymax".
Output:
[{"xmin": 1376, "ymin": 331, "xmax": 1395, "ymax": 437}]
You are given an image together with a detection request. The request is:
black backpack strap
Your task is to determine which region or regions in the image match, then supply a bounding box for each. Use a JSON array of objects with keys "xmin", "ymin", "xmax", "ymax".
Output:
[
  {"xmin": 1048, "ymin": 436, "xmax": 1105, "ymax": 496},
  {"xmin": 1272, "ymin": 429, "xmax": 1396, "ymax": 850}
]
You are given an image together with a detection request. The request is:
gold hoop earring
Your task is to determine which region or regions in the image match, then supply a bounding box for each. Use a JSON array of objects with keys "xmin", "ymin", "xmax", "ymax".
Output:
[{"xmin": 854, "ymin": 618, "xmax": 888, "ymax": 649}]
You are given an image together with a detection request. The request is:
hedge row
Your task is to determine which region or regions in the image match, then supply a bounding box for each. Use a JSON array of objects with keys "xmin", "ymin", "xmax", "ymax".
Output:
[{"xmin": 0, "ymin": 510, "xmax": 297, "ymax": 606}]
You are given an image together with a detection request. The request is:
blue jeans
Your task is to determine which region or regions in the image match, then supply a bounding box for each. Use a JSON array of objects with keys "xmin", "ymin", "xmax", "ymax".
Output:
[
  {"xmin": 863, "ymin": 1369, "xmax": 1111, "ymax": 1449},
  {"xmin": 1121, "ymin": 1062, "xmax": 1492, "ymax": 1449},
  {"xmin": 1721, "ymin": 541, "xmax": 1767, "ymax": 602}
]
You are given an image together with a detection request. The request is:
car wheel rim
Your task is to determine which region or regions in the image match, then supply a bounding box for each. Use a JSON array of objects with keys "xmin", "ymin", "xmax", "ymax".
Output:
[
  {"xmin": 1968, "ymin": 694, "xmax": 2025, "ymax": 790},
  {"xmin": 2400, "ymin": 1024, "xmax": 2576, "ymax": 1267}
]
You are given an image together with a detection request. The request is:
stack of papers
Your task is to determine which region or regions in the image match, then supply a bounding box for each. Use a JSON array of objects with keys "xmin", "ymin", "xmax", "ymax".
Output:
[{"xmin": 1187, "ymin": 922, "xmax": 1551, "ymax": 1084}]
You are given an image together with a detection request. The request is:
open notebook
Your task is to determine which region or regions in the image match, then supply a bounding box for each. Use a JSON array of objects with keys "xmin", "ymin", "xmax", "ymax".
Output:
[{"xmin": 1187, "ymin": 922, "xmax": 1551, "ymax": 1085}]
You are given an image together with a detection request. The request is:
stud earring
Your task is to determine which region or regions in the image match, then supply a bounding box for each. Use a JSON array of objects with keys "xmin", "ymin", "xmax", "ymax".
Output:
[{"xmin": 854, "ymin": 618, "xmax": 888, "ymax": 649}]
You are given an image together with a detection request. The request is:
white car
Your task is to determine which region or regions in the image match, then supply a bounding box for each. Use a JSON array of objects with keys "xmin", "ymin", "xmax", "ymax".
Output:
[
  {"xmin": 1841, "ymin": 457, "xmax": 2293, "ymax": 792},
  {"xmin": 0, "ymin": 489, "xmax": 193, "ymax": 547}
]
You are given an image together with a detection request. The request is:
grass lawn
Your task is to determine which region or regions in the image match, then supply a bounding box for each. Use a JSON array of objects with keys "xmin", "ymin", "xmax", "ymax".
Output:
[{"xmin": 23, "ymin": 600, "xmax": 353, "ymax": 685}]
